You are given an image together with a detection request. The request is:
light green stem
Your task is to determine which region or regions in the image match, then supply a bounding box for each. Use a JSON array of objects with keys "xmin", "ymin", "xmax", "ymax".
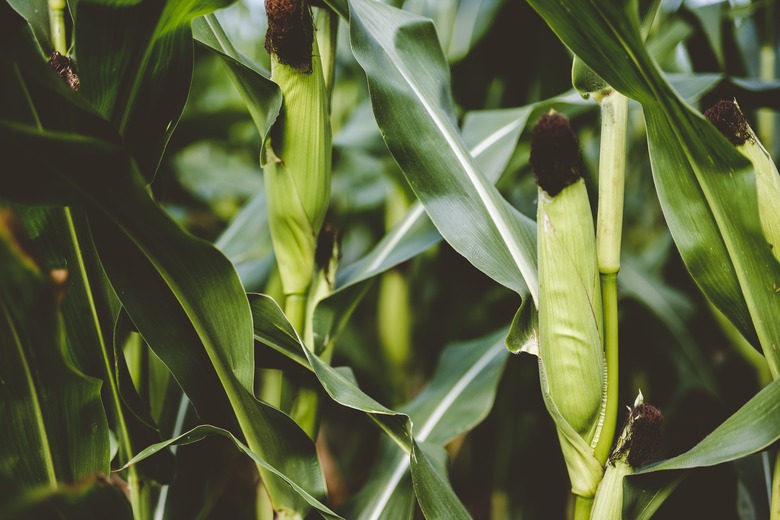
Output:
[
  {"xmin": 594, "ymin": 92, "xmax": 628, "ymax": 466},
  {"xmin": 48, "ymin": 0, "xmax": 67, "ymax": 54},
  {"xmin": 573, "ymin": 494, "xmax": 593, "ymax": 520},
  {"xmin": 595, "ymin": 274, "xmax": 619, "ymax": 465}
]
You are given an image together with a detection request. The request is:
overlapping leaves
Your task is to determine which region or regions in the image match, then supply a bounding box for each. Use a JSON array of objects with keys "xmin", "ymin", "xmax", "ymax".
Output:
[{"xmin": 1, "ymin": 3, "xmax": 325, "ymax": 516}]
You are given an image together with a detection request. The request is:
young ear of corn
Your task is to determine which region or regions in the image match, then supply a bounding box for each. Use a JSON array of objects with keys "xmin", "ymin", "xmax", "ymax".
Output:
[
  {"xmin": 531, "ymin": 112, "xmax": 607, "ymax": 510},
  {"xmin": 704, "ymin": 99, "xmax": 780, "ymax": 263},
  {"xmin": 264, "ymin": 0, "xmax": 332, "ymax": 307}
]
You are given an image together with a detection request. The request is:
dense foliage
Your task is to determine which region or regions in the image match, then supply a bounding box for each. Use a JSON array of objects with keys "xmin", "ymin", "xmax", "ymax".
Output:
[{"xmin": 1, "ymin": 0, "xmax": 780, "ymax": 518}]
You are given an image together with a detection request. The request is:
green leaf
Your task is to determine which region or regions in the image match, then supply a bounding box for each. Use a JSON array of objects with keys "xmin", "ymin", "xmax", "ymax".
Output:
[
  {"xmin": 527, "ymin": 0, "xmax": 780, "ymax": 376},
  {"xmin": 410, "ymin": 443, "xmax": 470, "ymax": 520},
  {"xmin": 623, "ymin": 379, "xmax": 780, "ymax": 516},
  {"xmin": 0, "ymin": 9, "xmax": 326, "ymax": 514},
  {"xmin": 17, "ymin": 206, "xmax": 174, "ymax": 484},
  {"xmin": 324, "ymin": 92, "xmax": 590, "ymax": 356},
  {"xmin": 214, "ymin": 192, "xmax": 276, "ymax": 292},
  {"xmin": 0, "ymin": 215, "xmax": 110, "ymax": 498},
  {"xmin": 73, "ymin": 0, "xmax": 236, "ymax": 180},
  {"xmin": 123, "ymin": 425, "xmax": 341, "ymax": 520},
  {"xmin": 251, "ymin": 293, "xmax": 513, "ymax": 518},
  {"xmin": 638, "ymin": 379, "xmax": 780, "ymax": 474},
  {"xmin": 348, "ymin": 0, "xmax": 538, "ymax": 301},
  {"xmin": 6, "ymin": 0, "xmax": 51, "ymax": 55}
]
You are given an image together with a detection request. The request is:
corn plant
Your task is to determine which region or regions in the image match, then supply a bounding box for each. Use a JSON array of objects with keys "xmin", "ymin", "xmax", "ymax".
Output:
[{"xmin": 2, "ymin": 0, "xmax": 780, "ymax": 519}]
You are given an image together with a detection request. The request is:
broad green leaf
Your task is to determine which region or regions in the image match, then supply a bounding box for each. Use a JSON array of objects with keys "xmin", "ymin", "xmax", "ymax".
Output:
[
  {"xmin": 123, "ymin": 425, "xmax": 341, "ymax": 520},
  {"xmin": 73, "ymin": 0, "xmax": 236, "ymax": 180},
  {"xmin": 17, "ymin": 206, "xmax": 174, "ymax": 484},
  {"xmin": 348, "ymin": 0, "xmax": 538, "ymax": 302},
  {"xmin": 323, "ymin": 92, "xmax": 590, "ymax": 355},
  {"xmin": 0, "ymin": 214, "xmax": 110, "ymax": 499},
  {"xmin": 527, "ymin": 0, "xmax": 780, "ymax": 375},
  {"xmin": 0, "ymin": 8, "xmax": 325, "ymax": 514},
  {"xmin": 410, "ymin": 443, "xmax": 470, "ymax": 520},
  {"xmin": 250, "ymin": 294, "xmax": 412, "ymax": 447}
]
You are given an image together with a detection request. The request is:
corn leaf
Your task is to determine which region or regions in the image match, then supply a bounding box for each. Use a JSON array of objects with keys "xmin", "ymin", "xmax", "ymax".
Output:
[
  {"xmin": 0, "ymin": 5, "xmax": 325, "ymax": 514},
  {"xmin": 192, "ymin": 14, "xmax": 282, "ymax": 159},
  {"xmin": 623, "ymin": 378, "xmax": 780, "ymax": 517},
  {"xmin": 123, "ymin": 425, "xmax": 341, "ymax": 520},
  {"xmin": 348, "ymin": 0, "xmax": 538, "ymax": 301},
  {"xmin": 0, "ymin": 218, "xmax": 110, "ymax": 499},
  {"xmin": 73, "ymin": 0, "xmax": 239, "ymax": 181},
  {"xmin": 252, "ymin": 291, "xmax": 511, "ymax": 519},
  {"xmin": 16, "ymin": 206, "xmax": 175, "ymax": 483}
]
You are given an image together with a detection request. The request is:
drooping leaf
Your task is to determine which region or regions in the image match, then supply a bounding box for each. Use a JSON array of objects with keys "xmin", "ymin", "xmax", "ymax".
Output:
[
  {"xmin": 348, "ymin": 0, "xmax": 538, "ymax": 301},
  {"xmin": 123, "ymin": 425, "xmax": 341, "ymax": 520},
  {"xmin": 322, "ymin": 92, "xmax": 589, "ymax": 354},
  {"xmin": 638, "ymin": 378, "xmax": 780, "ymax": 474},
  {"xmin": 252, "ymin": 291, "xmax": 512, "ymax": 518},
  {"xmin": 0, "ymin": 6, "xmax": 325, "ymax": 514},
  {"xmin": 17, "ymin": 206, "xmax": 175, "ymax": 484},
  {"xmin": 192, "ymin": 14, "xmax": 282, "ymax": 160}
]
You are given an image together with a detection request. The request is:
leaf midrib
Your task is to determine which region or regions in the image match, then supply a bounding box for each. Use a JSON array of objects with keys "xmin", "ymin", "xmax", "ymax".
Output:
[
  {"xmin": 0, "ymin": 298, "xmax": 58, "ymax": 486},
  {"xmin": 353, "ymin": 2, "xmax": 538, "ymax": 302}
]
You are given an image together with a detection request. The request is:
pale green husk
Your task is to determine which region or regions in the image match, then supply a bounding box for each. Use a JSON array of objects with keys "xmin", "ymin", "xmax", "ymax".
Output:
[
  {"xmin": 537, "ymin": 179, "xmax": 607, "ymax": 496},
  {"xmin": 265, "ymin": 36, "xmax": 332, "ymax": 297}
]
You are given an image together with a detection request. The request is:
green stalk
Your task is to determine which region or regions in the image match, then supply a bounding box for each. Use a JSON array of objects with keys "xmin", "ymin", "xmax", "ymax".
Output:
[
  {"xmin": 594, "ymin": 91, "xmax": 628, "ymax": 465},
  {"xmin": 573, "ymin": 496, "xmax": 594, "ymax": 520},
  {"xmin": 48, "ymin": 0, "xmax": 67, "ymax": 54}
]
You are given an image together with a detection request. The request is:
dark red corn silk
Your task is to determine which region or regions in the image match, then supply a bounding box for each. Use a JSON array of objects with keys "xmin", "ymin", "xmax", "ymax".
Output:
[
  {"xmin": 264, "ymin": 0, "xmax": 314, "ymax": 74},
  {"xmin": 704, "ymin": 99, "xmax": 750, "ymax": 146},
  {"xmin": 610, "ymin": 403, "xmax": 664, "ymax": 468},
  {"xmin": 48, "ymin": 51, "xmax": 80, "ymax": 92},
  {"xmin": 529, "ymin": 113, "xmax": 584, "ymax": 197}
]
